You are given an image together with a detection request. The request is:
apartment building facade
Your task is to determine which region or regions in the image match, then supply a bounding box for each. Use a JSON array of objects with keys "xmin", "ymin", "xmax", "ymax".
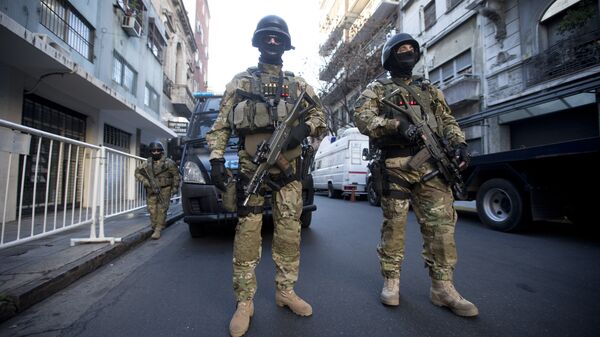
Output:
[
  {"xmin": 318, "ymin": 0, "xmax": 400, "ymax": 133},
  {"xmin": 183, "ymin": 0, "xmax": 210, "ymax": 93},
  {"xmin": 0, "ymin": 0, "xmax": 198, "ymax": 222},
  {"xmin": 318, "ymin": 0, "xmax": 599, "ymax": 155}
]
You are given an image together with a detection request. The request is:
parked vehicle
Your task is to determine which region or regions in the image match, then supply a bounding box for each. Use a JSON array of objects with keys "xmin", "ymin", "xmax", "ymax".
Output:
[
  {"xmin": 363, "ymin": 137, "xmax": 600, "ymax": 231},
  {"xmin": 459, "ymin": 136, "xmax": 600, "ymax": 232},
  {"xmin": 312, "ymin": 127, "xmax": 370, "ymax": 198},
  {"xmin": 179, "ymin": 93, "xmax": 317, "ymax": 237}
]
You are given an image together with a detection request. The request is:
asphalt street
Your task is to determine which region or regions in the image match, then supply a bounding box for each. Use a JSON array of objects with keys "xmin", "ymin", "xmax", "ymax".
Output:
[{"xmin": 1, "ymin": 195, "xmax": 599, "ymax": 337}]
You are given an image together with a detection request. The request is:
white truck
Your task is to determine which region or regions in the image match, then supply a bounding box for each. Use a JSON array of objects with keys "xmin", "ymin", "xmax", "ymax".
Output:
[{"xmin": 312, "ymin": 127, "xmax": 370, "ymax": 198}]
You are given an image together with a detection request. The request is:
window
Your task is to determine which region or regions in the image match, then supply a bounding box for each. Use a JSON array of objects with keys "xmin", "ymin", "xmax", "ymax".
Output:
[
  {"xmin": 104, "ymin": 124, "xmax": 131, "ymax": 150},
  {"xmin": 424, "ymin": 1, "xmax": 437, "ymax": 30},
  {"xmin": 21, "ymin": 95, "xmax": 87, "ymax": 211},
  {"xmin": 446, "ymin": 0, "xmax": 463, "ymax": 11},
  {"xmin": 147, "ymin": 20, "xmax": 166, "ymax": 63},
  {"xmin": 40, "ymin": 0, "xmax": 94, "ymax": 61},
  {"xmin": 112, "ymin": 52, "xmax": 137, "ymax": 95},
  {"xmin": 542, "ymin": 0, "xmax": 599, "ymax": 47},
  {"xmin": 144, "ymin": 84, "xmax": 160, "ymax": 114},
  {"xmin": 428, "ymin": 49, "xmax": 472, "ymax": 86}
]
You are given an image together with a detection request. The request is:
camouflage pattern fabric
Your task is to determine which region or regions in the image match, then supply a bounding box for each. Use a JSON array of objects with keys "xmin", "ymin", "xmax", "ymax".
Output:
[
  {"xmin": 378, "ymin": 159, "xmax": 457, "ymax": 281},
  {"xmin": 207, "ymin": 62, "xmax": 326, "ymax": 302},
  {"xmin": 354, "ymin": 77, "xmax": 464, "ymax": 281},
  {"xmin": 135, "ymin": 156, "xmax": 180, "ymax": 230},
  {"xmin": 353, "ymin": 78, "xmax": 465, "ymax": 144},
  {"xmin": 206, "ymin": 62, "xmax": 326, "ymax": 160},
  {"xmin": 233, "ymin": 156, "xmax": 303, "ymax": 301}
]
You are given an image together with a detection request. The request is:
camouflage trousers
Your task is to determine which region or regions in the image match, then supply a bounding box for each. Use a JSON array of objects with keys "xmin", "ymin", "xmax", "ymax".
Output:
[
  {"xmin": 146, "ymin": 187, "xmax": 172, "ymax": 230},
  {"xmin": 232, "ymin": 155, "xmax": 303, "ymax": 302},
  {"xmin": 378, "ymin": 156, "xmax": 457, "ymax": 281}
]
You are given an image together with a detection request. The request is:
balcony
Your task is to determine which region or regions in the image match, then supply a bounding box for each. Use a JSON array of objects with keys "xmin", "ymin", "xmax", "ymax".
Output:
[
  {"xmin": 171, "ymin": 84, "xmax": 195, "ymax": 119},
  {"xmin": 319, "ymin": 12, "xmax": 394, "ymax": 83},
  {"xmin": 319, "ymin": 0, "xmax": 382, "ymax": 57},
  {"xmin": 441, "ymin": 74, "xmax": 481, "ymax": 108},
  {"xmin": 347, "ymin": 0, "xmax": 399, "ymax": 45},
  {"xmin": 523, "ymin": 28, "xmax": 600, "ymax": 87}
]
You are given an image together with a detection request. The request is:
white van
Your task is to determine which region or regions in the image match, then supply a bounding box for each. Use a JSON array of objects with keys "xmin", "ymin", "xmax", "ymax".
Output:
[{"xmin": 312, "ymin": 127, "xmax": 370, "ymax": 198}]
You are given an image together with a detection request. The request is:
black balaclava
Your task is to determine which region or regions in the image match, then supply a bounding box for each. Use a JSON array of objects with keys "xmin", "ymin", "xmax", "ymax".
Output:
[
  {"xmin": 152, "ymin": 152, "xmax": 163, "ymax": 161},
  {"xmin": 390, "ymin": 48, "xmax": 419, "ymax": 78},
  {"xmin": 258, "ymin": 34, "xmax": 285, "ymax": 65}
]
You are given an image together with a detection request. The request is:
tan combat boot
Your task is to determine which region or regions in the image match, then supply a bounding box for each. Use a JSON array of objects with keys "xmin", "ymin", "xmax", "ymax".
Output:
[
  {"xmin": 151, "ymin": 228, "xmax": 161, "ymax": 240},
  {"xmin": 380, "ymin": 277, "xmax": 400, "ymax": 306},
  {"xmin": 430, "ymin": 280, "xmax": 479, "ymax": 317},
  {"xmin": 275, "ymin": 289, "xmax": 312, "ymax": 316},
  {"xmin": 229, "ymin": 301, "xmax": 254, "ymax": 337}
]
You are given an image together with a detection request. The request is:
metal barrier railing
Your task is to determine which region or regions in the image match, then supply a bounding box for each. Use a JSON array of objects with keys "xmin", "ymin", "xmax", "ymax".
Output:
[
  {"xmin": 0, "ymin": 119, "xmax": 180, "ymax": 249},
  {"xmin": 1, "ymin": 119, "xmax": 101, "ymax": 248}
]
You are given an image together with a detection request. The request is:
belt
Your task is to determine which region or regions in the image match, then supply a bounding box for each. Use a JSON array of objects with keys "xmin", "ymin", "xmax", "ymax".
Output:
[{"xmin": 382, "ymin": 146, "xmax": 421, "ymax": 158}]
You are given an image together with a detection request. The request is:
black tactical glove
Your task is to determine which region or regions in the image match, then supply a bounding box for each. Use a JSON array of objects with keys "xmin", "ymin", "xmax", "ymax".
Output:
[
  {"xmin": 454, "ymin": 143, "xmax": 470, "ymax": 169},
  {"xmin": 210, "ymin": 158, "xmax": 228, "ymax": 191},
  {"xmin": 286, "ymin": 123, "xmax": 310, "ymax": 150},
  {"xmin": 397, "ymin": 122, "xmax": 419, "ymax": 143}
]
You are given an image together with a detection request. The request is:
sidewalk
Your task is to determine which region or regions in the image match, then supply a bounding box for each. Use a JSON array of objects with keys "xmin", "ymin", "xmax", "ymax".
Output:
[{"xmin": 0, "ymin": 204, "xmax": 183, "ymax": 323}]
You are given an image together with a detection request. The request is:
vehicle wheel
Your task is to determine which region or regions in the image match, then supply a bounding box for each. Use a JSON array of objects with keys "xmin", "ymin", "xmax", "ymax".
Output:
[
  {"xmin": 476, "ymin": 178, "xmax": 529, "ymax": 232},
  {"xmin": 327, "ymin": 182, "xmax": 341, "ymax": 199},
  {"xmin": 367, "ymin": 180, "xmax": 380, "ymax": 206},
  {"xmin": 300, "ymin": 211, "xmax": 312, "ymax": 228},
  {"xmin": 188, "ymin": 222, "xmax": 206, "ymax": 237}
]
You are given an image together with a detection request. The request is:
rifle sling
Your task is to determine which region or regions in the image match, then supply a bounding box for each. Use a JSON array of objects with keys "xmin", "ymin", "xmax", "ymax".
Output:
[
  {"xmin": 392, "ymin": 79, "xmax": 447, "ymax": 141},
  {"xmin": 391, "ymin": 79, "xmax": 429, "ymax": 116}
]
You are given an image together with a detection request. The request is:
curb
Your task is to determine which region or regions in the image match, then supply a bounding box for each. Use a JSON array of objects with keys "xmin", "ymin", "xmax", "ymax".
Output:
[{"xmin": 0, "ymin": 211, "xmax": 183, "ymax": 323}]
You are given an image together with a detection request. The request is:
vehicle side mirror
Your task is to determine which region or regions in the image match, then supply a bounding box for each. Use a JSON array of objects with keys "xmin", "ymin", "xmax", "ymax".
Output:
[{"xmin": 362, "ymin": 148, "xmax": 370, "ymax": 161}]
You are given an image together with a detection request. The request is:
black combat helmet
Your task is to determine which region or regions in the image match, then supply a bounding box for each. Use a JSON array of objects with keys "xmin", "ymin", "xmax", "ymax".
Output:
[
  {"xmin": 382, "ymin": 33, "xmax": 421, "ymax": 71},
  {"xmin": 148, "ymin": 141, "xmax": 164, "ymax": 152},
  {"xmin": 252, "ymin": 15, "xmax": 294, "ymax": 51}
]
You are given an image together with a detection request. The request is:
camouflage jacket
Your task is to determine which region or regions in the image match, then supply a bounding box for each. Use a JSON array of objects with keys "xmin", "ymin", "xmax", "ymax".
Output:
[
  {"xmin": 353, "ymin": 76, "xmax": 465, "ymax": 147},
  {"xmin": 135, "ymin": 156, "xmax": 180, "ymax": 190},
  {"xmin": 206, "ymin": 62, "xmax": 327, "ymax": 160}
]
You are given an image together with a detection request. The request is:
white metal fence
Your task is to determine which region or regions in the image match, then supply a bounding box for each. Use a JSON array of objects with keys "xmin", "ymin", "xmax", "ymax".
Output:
[{"xmin": 0, "ymin": 118, "xmax": 176, "ymax": 249}]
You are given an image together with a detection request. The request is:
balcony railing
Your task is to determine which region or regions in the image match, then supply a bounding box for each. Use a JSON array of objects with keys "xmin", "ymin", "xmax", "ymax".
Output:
[{"xmin": 523, "ymin": 28, "xmax": 600, "ymax": 87}]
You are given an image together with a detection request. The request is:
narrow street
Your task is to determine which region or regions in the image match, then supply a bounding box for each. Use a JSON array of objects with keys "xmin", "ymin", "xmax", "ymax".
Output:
[{"xmin": 1, "ymin": 196, "xmax": 599, "ymax": 337}]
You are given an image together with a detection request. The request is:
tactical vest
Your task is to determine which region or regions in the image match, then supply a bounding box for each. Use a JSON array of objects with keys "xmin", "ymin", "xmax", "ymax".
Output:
[
  {"xmin": 229, "ymin": 67, "xmax": 299, "ymax": 135},
  {"xmin": 373, "ymin": 77, "xmax": 445, "ymax": 149}
]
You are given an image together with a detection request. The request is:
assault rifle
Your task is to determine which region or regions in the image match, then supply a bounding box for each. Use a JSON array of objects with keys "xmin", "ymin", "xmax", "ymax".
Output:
[
  {"xmin": 143, "ymin": 166, "xmax": 165, "ymax": 204},
  {"xmin": 243, "ymin": 87, "xmax": 316, "ymax": 206},
  {"xmin": 380, "ymin": 87, "xmax": 467, "ymax": 199}
]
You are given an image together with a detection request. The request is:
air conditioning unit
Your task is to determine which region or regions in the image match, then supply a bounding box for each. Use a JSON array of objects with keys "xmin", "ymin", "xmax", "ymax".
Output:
[{"xmin": 122, "ymin": 15, "xmax": 142, "ymax": 37}]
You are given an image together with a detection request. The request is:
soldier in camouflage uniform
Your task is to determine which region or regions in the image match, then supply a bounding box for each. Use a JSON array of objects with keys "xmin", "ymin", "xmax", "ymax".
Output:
[
  {"xmin": 135, "ymin": 141, "xmax": 180, "ymax": 240},
  {"xmin": 206, "ymin": 15, "xmax": 326, "ymax": 337},
  {"xmin": 353, "ymin": 33, "xmax": 478, "ymax": 317}
]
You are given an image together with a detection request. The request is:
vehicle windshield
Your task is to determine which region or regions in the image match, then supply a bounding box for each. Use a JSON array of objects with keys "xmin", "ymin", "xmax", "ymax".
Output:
[
  {"xmin": 188, "ymin": 111, "xmax": 218, "ymax": 139},
  {"xmin": 188, "ymin": 97, "xmax": 237, "ymax": 148}
]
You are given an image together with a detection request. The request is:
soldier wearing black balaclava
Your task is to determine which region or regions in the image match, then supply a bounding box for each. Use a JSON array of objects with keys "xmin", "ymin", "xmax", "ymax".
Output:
[
  {"xmin": 134, "ymin": 141, "xmax": 180, "ymax": 240},
  {"xmin": 354, "ymin": 33, "xmax": 477, "ymax": 317},
  {"xmin": 206, "ymin": 15, "xmax": 326, "ymax": 337}
]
